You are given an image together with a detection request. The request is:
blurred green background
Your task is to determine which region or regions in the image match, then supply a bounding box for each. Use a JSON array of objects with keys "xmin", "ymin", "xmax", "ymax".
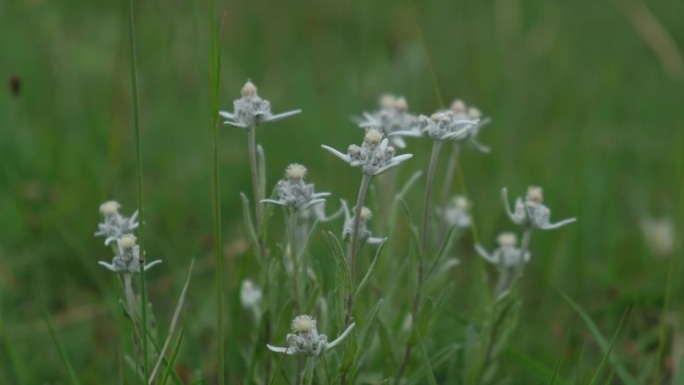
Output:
[{"xmin": 1, "ymin": 0, "xmax": 682, "ymax": 383}]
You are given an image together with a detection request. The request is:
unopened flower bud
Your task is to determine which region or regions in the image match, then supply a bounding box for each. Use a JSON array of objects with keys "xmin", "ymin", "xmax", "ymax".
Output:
[
  {"xmin": 467, "ymin": 107, "xmax": 481, "ymax": 119},
  {"xmin": 100, "ymin": 201, "xmax": 121, "ymax": 216},
  {"xmin": 241, "ymin": 81, "xmax": 258, "ymax": 97},
  {"xmin": 451, "ymin": 99, "xmax": 466, "ymax": 114},
  {"xmin": 496, "ymin": 232, "xmax": 517, "ymax": 248},
  {"xmin": 526, "ymin": 186, "xmax": 544, "ymax": 203},
  {"xmin": 286, "ymin": 163, "xmax": 307, "ymax": 180},
  {"xmin": 120, "ymin": 234, "xmax": 137, "ymax": 250},
  {"xmin": 364, "ymin": 128, "xmax": 384, "ymax": 145},
  {"xmin": 379, "ymin": 94, "xmax": 396, "ymax": 109},
  {"xmin": 291, "ymin": 315, "xmax": 316, "ymax": 333},
  {"xmin": 360, "ymin": 207, "xmax": 372, "ymax": 220},
  {"xmin": 394, "ymin": 97, "xmax": 408, "ymax": 113}
]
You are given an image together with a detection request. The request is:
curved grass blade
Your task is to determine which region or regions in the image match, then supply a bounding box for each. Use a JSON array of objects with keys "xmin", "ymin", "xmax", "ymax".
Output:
[
  {"xmin": 159, "ymin": 312, "xmax": 189, "ymax": 385},
  {"xmin": 549, "ymin": 314, "xmax": 577, "ymax": 385},
  {"xmin": 559, "ymin": 292, "xmax": 636, "ymax": 385},
  {"xmin": 353, "ymin": 239, "xmax": 386, "ymax": 303},
  {"xmin": 38, "ymin": 292, "xmax": 81, "ymax": 385},
  {"xmin": 588, "ymin": 307, "xmax": 632, "ymax": 385}
]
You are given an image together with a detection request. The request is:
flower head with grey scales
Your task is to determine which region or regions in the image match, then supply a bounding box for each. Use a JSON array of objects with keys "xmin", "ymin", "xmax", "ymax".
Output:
[
  {"xmin": 357, "ymin": 95, "xmax": 419, "ymax": 149},
  {"xmin": 391, "ymin": 106, "xmax": 479, "ymax": 141},
  {"xmin": 98, "ymin": 234, "xmax": 161, "ymax": 274},
  {"xmin": 502, "ymin": 186, "xmax": 576, "ymax": 230},
  {"xmin": 450, "ymin": 99, "xmax": 492, "ymax": 153},
  {"xmin": 261, "ymin": 164, "xmax": 330, "ymax": 211},
  {"xmin": 475, "ymin": 232, "xmax": 531, "ymax": 268},
  {"xmin": 219, "ymin": 81, "xmax": 301, "ymax": 128},
  {"xmin": 267, "ymin": 315, "xmax": 355, "ymax": 356},
  {"xmin": 340, "ymin": 200, "xmax": 385, "ymax": 245},
  {"xmin": 322, "ymin": 128, "xmax": 413, "ymax": 176},
  {"xmin": 437, "ymin": 195, "xmax": 472, "ymax": 229},
  {"xmin": 94, "ymin": 201, "xmax": 139, "ymax": 246}
]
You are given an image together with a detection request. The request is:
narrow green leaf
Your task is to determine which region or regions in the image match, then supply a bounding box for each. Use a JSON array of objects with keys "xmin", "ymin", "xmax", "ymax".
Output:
[
  {"xmin": 588, "ymin": 307, "xmax": 631, "ymax": 385},
  {"xmin": 559, "ymin": 292, "xmax": 636, "ymax": 385},
  {"xmin": 324, "ymin": 232, "xmax": 352, "ymax": 330},
  {"xmin": 353, "ymin": 239, "xmax": 386, "ymax": 303},
  {"xmin": 240, "ymin": 193, "xmax": 259, "ymax": 252},
  {"xmin": 352, "ymin": 299, "xmax": 384, "ymax": 371},
  {"xmin": 377, "ymin": 321, "xmax": 397, "ymax": 378},
  {"xmin": 159, "ymin": 312, "xmax": 189, "ymax": 385},
  {"xmin": 406, "ymin": 344, "xmax": 460, "ymax": 385},
  {"xmin": 39, "ymin": 293, "xmax": 81, "ymax": 385},
  {"xmin": 549, "ymin": 314, "xmax": 577, "ymax": 385},
  {"xmin": 505, "ymin": 347, "xmax": 570, "ymax": 385},
  {"xmin": 414, "ymin": 314, "xmax": 438, "ymax": 385},
  {"xmin": 149, "ymin": 259, "xmax": 195, "ymax": 384},
  {"xmin": 398, "ymin": 198, "xmax": 423, "ymax": 260}
]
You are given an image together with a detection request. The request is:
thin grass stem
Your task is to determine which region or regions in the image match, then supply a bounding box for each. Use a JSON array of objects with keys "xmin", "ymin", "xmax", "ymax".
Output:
[
  {"xmin": 209, "ymin": 0, "xmax": 224, "ymax": 382},
  {"xmin": 127, "ymin": 0, "xmax": 149, "ymax": 379}
]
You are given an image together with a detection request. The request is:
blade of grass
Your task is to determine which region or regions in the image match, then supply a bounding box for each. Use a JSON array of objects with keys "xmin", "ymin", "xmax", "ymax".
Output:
[
  {"xmin": 587, "ymin": 307, "xmax": 631, "ymax": 385},
  {"xmin": 127, "ymin": 0, "xmax": 149, "ymax": 379},
  {"xmin": 549, "ymin": 314, "xmax": 578, "ymax": 385},
  {"xmin": 38, "ymin": 292, "xmax": 81, "ymax": 385},
  {"xmin": 559, "ymin": 292, "xmax": 636, "ymax": 385},
  {"xmin": 159, "ymin": 312, "xmax": 189, "ymax": 385},
  {"xmin": 505, "ymin": 347, "xmax": 570, "ymax": 385},
  {"xmin": 209, "ymin": 0, "xmax": 224, "ymax": 382},
  {"xmin": 148, "ymin": 260, "xmax": 195, "ymax": 384},
  {"xmin": 413, "ymin": 313, "xmax": 438, "ymax": 385}
]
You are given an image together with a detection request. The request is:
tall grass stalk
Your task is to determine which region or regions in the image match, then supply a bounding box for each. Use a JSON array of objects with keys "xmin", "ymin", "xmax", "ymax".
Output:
[
  {"xmin": 437, "ymin": 142, "xmax": 460, "ymax": 243},
  {"xmin": 209, "ymin": 0, "xmax": 225, "ymax": 382},
  {"xmin": 127, "ymin": 0, "xmax": 149, "ymax": 379},
  {"xmin": 288, "ymin": 208, "xmax": 301, "ymax": 311}
]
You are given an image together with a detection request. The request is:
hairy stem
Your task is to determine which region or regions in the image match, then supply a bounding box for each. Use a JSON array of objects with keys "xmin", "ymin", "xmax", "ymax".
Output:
[
  {"xmin": 344, "ymin": 173, "xmax": 373, "ymax": 325},
  {"xmin": 437, "ymin": 141, "xmax": 461, "ymax": 244},
  {"xmin": 289, "ymin": 208, "xmax": 301, "ymax": 312}
]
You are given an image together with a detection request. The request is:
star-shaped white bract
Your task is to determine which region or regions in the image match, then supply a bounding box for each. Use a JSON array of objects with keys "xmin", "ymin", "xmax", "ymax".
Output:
[
  {"xmin": 322, "ymin": 128, "xmax": 412, "ymax": 176},
  {"xmin": 219, "ymin": 81, "xmax": 301, "ymax": 129},
  {"xmin": 261, "ymin": 164, "xmax": 330, "ymax": 211},
  {"xmin": 475, "ymin": 232, "xmax": 531, "ymax": 268},
  {"xmin": 94, "ymin": 200, "xmax": 139, "ymax": 246},
  {"xmin": 501, "ymin": 187, "xmax": 576, "ymax": 230},
  {"xmin": 98, "ymin": 234, "xmax": 161, "ymax": 274},
  {"xmin": 340, "ymin": 200, "xmax": 386, "ymax": 245},
  {"xmin": 356, "ymin": 95, "xmax": 419, "ymax": 149},
  {"xmin": 267, "ymin": 315, "xmax": 356, "ymax": 356}
]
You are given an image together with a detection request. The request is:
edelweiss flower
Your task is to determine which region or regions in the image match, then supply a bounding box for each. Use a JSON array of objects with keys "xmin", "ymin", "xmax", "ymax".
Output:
[
  {"xmin": 322, "ymin": 128, "xmax": 413, "ymax": 176},
  {"xmin": 391, "ymin": 108, "xmax": 478, "ymax": 141},
  {"xmin": 98, "ymin": 234, "xmax": 161, "ymax": 274},
  {"xmin": 340, "ymin": 200, "xmax": 385, "ymax": 245},
  {"xmin": 475, "ymin": 232, "xmax": 531, "ymax": 268},
  {"xmin": 219, "ymin": 80, "xmax": 301, "ymax": 128},
  {"xmin": 437, "ymin": 195, "xmax": 472, "ymax": 229},
  {"xmin": 453, "ymin": 100, "xmax": 491, "ymax": 153},
  {"xmin": 261, "ymin": 164, "xmax": 330, "ymax": 211},
  {"xmin": 502, "ymin": 186, "xmax": 576, "ymax": 230},
  {"xmin": 94, "ymin": 200, "xmax": 139, "ymax": 246},
  {"xmin": 267, "ymin": 315, "xmax": 355, "ymax": 356},
  {"xmin": 356, "ymin": 95, "xmax": 419, "ymax": 149}
]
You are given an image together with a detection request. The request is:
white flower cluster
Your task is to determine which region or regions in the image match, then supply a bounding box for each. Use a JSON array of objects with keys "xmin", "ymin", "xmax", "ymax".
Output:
[
  {"xmin": 437, "ymin": 196, "xmax": 472, "ymax": 229},
  {"xmin": 261, "ymin": 164, "xmax": 330, "ymax": 211},
  {"xmin": 219, "ymin": 81, "xmax": 301, "ymax": 128},
  {"xmin": 475, "ymin": 232, "xmax": 531, "ymax": 268},
  {"xmin": 340, "ymin": 201, "xmax": 385, "ymax": 245},
  {"xmin": 357, "ymin": 94, "xmax": 419, "ymax": 149},
  {"xmin": 322, "ymin": 128, "xmax": 413, "ymax": 176},
  {"xmin": 267, "ymin": 315, "xmax": 355, "ymax": 356},
  {"xmin": 98, "ymin": 234, "xmax": 161, "ymax": 274},
  {"xmin": 502, "ymin": 186, "xmax": 576, "ymax": 230},
  {"xmin": 94, "ymin": 200, "xmax": 139, "ymax": 246}
]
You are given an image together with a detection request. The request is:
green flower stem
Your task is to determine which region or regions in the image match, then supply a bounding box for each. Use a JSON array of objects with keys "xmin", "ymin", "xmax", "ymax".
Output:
[
  {"xmin": 437, "ymin": 141, "xmax": 461, "ymax": 243},
  {"xmin": 344, "ymin": 173, "xmax": 373, "ymax": 325},
  {"xmin": 289, "ymin": 208, "xmax": 301, "ymax": 312}
]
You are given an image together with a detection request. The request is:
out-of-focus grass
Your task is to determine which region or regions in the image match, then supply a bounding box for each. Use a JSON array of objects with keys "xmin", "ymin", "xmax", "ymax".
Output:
[{"xmin": 0, "ymin": 0, "xmax": 682, "ymax": 383}]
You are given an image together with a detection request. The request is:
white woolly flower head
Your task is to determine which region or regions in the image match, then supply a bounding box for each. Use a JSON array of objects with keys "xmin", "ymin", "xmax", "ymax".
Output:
[
  {"xmin": 502, "ymin": 187, "xmax": 576, "ymax": 230},
  {"xmin": 98, "ymin": 233, "xmax": 161, "ymax": 274},
  {"xmin": 438, "ymin": 195, "xmax": 472, "ymax": 228},
  {"xmin": 95, "ymin": 201, "xmax": 139, "ymax": 246},
  {"xmin": 322, "ymin": 130, "xmax": 413, "ymax": 176},
  {"xmin": 267, "ymin": 315, "xmax": 356, "ymax": 356},
  {"xmin": 476, "ymin": 232, "xmax": 530, "ymax": 269},
  {"xmin": 356, "ymin": 94, "xmax": 419, "ymax": 149},
  {"xmin": 340, "ymin": 200, "xmax": 385, "ymax": 245},
  {"xmin": 291, "ymin": 315, "xmax": 316, "ymax": 333},
  {"xmin": 99, "ymin": 201, "xmax": 121, "ymax": 217},
  {"xmin": 219, "ymin": 80, "xmax": 301, "ymax": 128},
  {"xmin": 119, "ymin": 234, "xmax": 137, "ymax": 250},
  {"xmin": 261, "ymin": 164, "xmax": 330, "ymax": 211}
]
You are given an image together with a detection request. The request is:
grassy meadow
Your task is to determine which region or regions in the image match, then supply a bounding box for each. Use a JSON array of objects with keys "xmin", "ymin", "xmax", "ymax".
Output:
[{"xmin": 0, "ymin": 0, "xmax": 683, "ymax": 383}]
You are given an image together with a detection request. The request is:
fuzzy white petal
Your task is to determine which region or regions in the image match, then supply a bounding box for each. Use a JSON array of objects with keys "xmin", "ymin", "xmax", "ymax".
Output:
[{"xmin": 321, "ymin": 145, "xmax": 352, "ymax": 163}]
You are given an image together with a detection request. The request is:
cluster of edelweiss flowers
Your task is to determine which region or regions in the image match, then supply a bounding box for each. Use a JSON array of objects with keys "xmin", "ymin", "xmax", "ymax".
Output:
[{"xmin": 95, "ymin": 201, "xmax": 161, "ymax": 274}]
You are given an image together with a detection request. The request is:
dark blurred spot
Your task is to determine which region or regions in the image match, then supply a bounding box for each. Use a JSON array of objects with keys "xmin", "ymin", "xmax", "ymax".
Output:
[{"xmin": 9, "ymin": 74, "xmax": 21, "ymax": 97}]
